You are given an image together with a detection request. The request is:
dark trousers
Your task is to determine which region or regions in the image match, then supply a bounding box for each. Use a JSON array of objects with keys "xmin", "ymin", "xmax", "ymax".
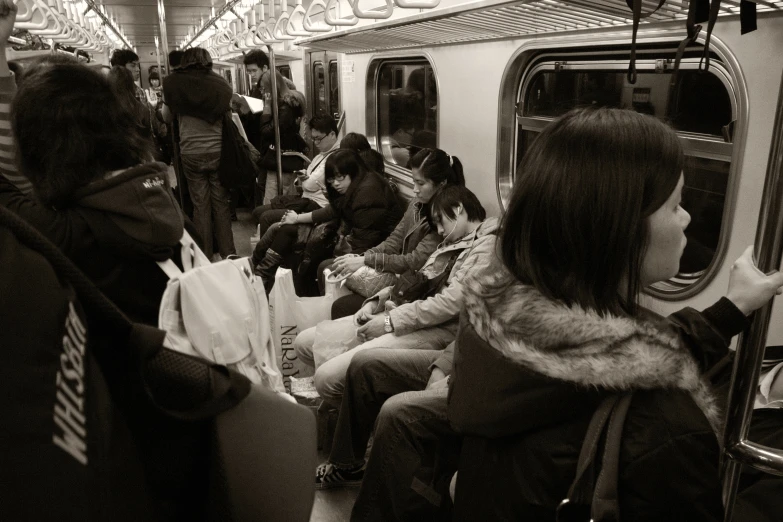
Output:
[
  {"xmin": 181, "ymin": 152, "xmax": 235, "ymax": 258},
  {"xmin": 332, "ymin": 349, "xmax": 459, "ymax": 522}
]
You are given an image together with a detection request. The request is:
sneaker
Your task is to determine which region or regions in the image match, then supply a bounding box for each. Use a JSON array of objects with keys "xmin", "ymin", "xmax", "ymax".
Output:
[{"xmin": 315, "ymin": 461, "xmax": 364, "ymax": 490}]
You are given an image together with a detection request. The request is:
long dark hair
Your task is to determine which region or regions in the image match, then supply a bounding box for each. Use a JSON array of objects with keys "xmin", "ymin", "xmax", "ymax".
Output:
[
  {"xmin": 500, "ymin": 107, "xmax": 683, "ymax": 317},
  {"xmin": 13, "ymin": 64, "xmax": 154, "ymax": 206},
  {"xmin": 180, "ymin": 48, "xmax": 212, "ymax": 71},
  {"xmin": 108, "ymin": 65, "xmax": 146, "ymax": 124},
  {"xmin": 409, "ymin": 148, "xmax": 465, "ymax": 187},
  {"xmin": 323, "ymin": 149, "xmax": 370, "ymax": 208},
  {"xmin": 341, "ymin": 132, "xmax": 371, "ymax": 153}
]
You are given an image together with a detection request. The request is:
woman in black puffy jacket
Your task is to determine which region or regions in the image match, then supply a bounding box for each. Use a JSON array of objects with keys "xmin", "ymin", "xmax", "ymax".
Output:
[{"xmin": 253, "ymin": 149, "xmax": 402, "ymax": 292}]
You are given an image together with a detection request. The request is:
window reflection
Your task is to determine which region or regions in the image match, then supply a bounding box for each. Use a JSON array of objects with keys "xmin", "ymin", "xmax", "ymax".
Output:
[
  {"xmin": 313, "ymin": 62, "xmax": 326, "ymax": 115},
  {"xmin": 377, "ymin": 61, "xmax": 438, "ymax": 167},
  {"xmin": 516, "ymin": 62, "xmax": 735, "ymax": 287},
  {"xmin": 329, "ymin": 61, "xmax": 340, "ymax": 118}
]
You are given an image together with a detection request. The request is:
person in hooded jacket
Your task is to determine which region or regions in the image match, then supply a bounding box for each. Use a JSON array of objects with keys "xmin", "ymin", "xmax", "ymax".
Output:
[
  {"xmin": 162, "ymin": 47, "xmax": 235, "ymax": 260},
  {"xmin": 446, "ymin": 107, "xmax": 783, "ymax": 521},
  {"xmin": 294, "ymin": 185, "xmax": 498, "ymax": 409},
  {"xmin": 0, "ymin": 49, "xmax": 188, "ymax": 327},
  {"xmin": 254, "ymin": 149, "xmax": 401, "ymax": 292}
]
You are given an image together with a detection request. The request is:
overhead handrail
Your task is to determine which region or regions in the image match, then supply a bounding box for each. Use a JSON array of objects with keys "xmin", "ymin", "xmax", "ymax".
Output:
[
  {"xmin": 262, "ymin": 0, "xmax": 282, "ymax": 43},
  {"xmin": 303, "ymin": 0, "xmax": 332, "ymax": 32},
  {"xmin": 15, "ymin": 3, "xmax": 47, "ymax": 31},
  {"xmin": 721, "ymin": 67, "xmax": 783, "ymax": 521},
  {"xmin": 243, "ymin": 12, "xmax": 256, "ymax": 48},
  {"xmin": 325, "ymin": 0, "xmax": 358, "ymax": 26},
  {"xmin": 352, "ymin": 0, "xmax": 394, "ymax": 20},
  {"xmin": 394, "ymin": 0, "xmax": 440, "ymax": 8},
  {"xmin": 286, "ymin": 0, "xmax": 311, "ymax": 36}
]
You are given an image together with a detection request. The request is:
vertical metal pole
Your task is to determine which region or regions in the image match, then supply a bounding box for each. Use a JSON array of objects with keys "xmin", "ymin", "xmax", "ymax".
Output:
[
  {"xmin": 721, "ymin": 67, "xmax": 783, "ymax": 521},
  {"xmin": 154, "ymin": 36, "xmax": 162, "ymax": 81},
  {"xmin": 156, "ymin": 0, "xmax": 171, "ymax": 76},
  {"xmin": 267, "ymin": 44, "xmax": 284, "ymax": 196}
]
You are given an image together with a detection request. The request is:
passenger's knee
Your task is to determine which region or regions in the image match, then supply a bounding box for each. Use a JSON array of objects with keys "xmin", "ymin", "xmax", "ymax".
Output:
[
  {"xmin": 376, "ymin": 393, "xmax": 411, "ymax": 431},
  {"xmin": 314, "ymin": 366, "xmax": 342, "ymax": 406},
  {"xmin": 293, "ymin": 327, "xmax": 316, "ymax": 366}
]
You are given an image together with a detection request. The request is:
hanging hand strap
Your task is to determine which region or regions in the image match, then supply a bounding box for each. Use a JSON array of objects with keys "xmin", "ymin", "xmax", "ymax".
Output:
[
  {"xmin": 699, "ymin": 0, "xmax": 722, "ymax": 72},
  {"xmin": 626, "ymin": 0, "xmax": 666, "ymax": 84}
]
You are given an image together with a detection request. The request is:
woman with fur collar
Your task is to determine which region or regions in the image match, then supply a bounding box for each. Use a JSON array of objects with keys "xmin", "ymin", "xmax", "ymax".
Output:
[{"xmin": 447, "ymin": 108, "xmax": 783, "ymax": 521}]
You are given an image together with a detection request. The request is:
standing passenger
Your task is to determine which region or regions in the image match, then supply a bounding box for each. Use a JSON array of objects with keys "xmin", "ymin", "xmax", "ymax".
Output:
[
  {"xmin": 447, "ymin": 107, "xmax": 783, "ymax": 521},
  {"xmin": 162, "ymin": 47, "xmax": 236, "ymax": 260},
  {"xmin": 109, "ymin": 48, "xmax": 145, "ymax": 104}
]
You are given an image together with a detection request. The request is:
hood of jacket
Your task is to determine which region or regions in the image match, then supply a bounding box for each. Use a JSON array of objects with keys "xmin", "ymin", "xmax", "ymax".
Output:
[
  {"xmin": 163, "ymin": 68, "xmax": 232, "ymax": 124},
  {"xmin": 71, "ymin": 162, "xmax": 184, "ymax": 260},
  {"xmin": 420, "ymin": 217, "xmax": 499, "ymax": 280},
  {"xmin": 453, "ymin": 256, "xmax": 720, "ymax": 433}
]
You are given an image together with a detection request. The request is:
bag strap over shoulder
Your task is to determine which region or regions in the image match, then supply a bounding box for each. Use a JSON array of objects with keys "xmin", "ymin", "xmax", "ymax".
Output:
[
  {"xmin": 556, "ymin": 393, "xmax": 634, "ymax": 522},
  {"xmin": 0, "ymin": 206, "xmax": 250, "ymax": 420},
  {"xmin": 157, "ymin": 229, "xmax": 211, "ymax": 279}
]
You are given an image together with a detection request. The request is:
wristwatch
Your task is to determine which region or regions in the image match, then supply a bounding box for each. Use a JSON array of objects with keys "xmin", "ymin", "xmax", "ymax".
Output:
[{"xmin": 384, "ymin": 312, "xmax": 394, "ymax": 333}]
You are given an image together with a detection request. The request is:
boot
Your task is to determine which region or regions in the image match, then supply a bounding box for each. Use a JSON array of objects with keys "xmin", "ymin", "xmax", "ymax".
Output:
[{"xmin": 254, "ymin": 248, "xmax": 284, "ymax": 295}]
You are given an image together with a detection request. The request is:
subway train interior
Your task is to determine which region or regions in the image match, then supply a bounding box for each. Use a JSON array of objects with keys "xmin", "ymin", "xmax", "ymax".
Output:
[{"xmin": 2, "ymin": 0, "xmax": 783, "ymax": 521}]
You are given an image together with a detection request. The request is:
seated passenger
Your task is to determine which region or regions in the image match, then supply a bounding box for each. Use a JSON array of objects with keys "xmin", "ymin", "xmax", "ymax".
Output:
[
  {"xmin": 0, "ymin": 56, "xmax": 187, "ymax": 326},
  {"xmin": 328, "ymin": 148, "xmax": 466, "ymax": 319},
  {"xmin": 447, "ymin": 107, "xmax": 783, "ymax": 521},
  {"xmin": 341, "ymin": 132, "xmax": 372, "ymax": 153},
  {"xmin": 251, "ymin": 114, "xmax": 340, "ymax": 231},
  {"xmin": 259, "ymin": 70, "xmax": 308, "ymax": 202},
  {"xmin": 253, "ymin": 149, "xmax": 401, "ymax": 292},
  {"xmin": 294, "ymin": 185, "xmax": 498, "ymax": 407}
]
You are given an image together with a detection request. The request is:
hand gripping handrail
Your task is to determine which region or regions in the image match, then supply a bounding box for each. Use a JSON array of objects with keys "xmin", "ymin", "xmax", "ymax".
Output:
[
  {"xmin": 325, "ymin": 0, "xmax": 357, "ymax": 26},
  {"xmin": 352, "ymin": 0, "xmax": 393, "ymax": 19},
  {"xmin": 721, "ymin": 67, "xmax": 783, "ymax": 521},
  {"xmin": 302, "ymin": 0, "xmax": 331, "ymax": 32},
  {"xmin": 286, "ymin": 0, "xmax": 310, "ymax": 36},
  {"xmin": 394, "ymin": 0, "xmax": 439, "ymax": 8}
]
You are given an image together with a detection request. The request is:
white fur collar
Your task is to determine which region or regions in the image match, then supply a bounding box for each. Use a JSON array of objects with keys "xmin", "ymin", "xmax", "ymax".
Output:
[{"xmin": 463, "ymin": 262, "xmax": 721, "ymax": 431}]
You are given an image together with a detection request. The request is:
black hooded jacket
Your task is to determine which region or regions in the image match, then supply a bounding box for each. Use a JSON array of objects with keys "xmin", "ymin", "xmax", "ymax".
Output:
[{"xmin": 0, "ymin": 162, "xmax": 185, "ymax": 325}]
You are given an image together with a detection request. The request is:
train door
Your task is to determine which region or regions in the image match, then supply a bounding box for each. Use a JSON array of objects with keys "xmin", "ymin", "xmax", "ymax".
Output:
[{"xmin": 305, "ymin": 51, "xmax": 342, "ymax": 121}]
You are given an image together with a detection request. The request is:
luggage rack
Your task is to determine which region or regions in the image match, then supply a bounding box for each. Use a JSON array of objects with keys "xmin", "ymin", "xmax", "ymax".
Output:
[{"xmin": 295, "ymin": 0, "xmax": 783, "ymax": 53}]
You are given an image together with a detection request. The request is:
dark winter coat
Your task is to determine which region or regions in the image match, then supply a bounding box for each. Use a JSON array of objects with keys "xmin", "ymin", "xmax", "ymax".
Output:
[
  {"xmin": 447, "ymin": 259, "xmax": 750, "ymax": 522},
  {"xmin": 0, "ymin": 162, "xmax": 186, "ymax": 326},
  {"xmin": 311, "ymin": 170, "xmax": 402, "ymax": 255}
]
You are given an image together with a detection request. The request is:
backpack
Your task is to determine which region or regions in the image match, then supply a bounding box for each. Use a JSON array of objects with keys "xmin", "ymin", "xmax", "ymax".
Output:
[
  {"xmin": 0, "ymin": 205, "xmax": 316, "ymax": 521},
  {"xmin": 157, "ymin": 230, "xmax": 286, "ymax": 394}
]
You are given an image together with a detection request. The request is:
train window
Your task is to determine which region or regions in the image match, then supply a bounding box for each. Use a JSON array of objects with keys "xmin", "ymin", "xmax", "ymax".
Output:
[
  {"xmin": 277, "ymin": 65, "xmax": 292, "ymax": 80},
  {"xmin": 373, "ymin": 58, "xmax": 438, "ymax": 168},
  {"xmin": 313, "ymin": 62, "xmax": 326, "ymax": 115},
  {"xmin": 329, "ymin": 60, "xmax": 340, "ymax": 119},
  {"xmin": 512, "ymin": 54, "xmax": 737, "ymax": 297}
]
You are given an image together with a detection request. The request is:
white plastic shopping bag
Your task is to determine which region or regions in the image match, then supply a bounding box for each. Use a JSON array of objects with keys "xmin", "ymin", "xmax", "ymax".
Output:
[
  {"xmin": 268, "ymin": 268, "xmax": 314, "ymax": 391},
  {"xmin": 312, "ymin": 316, "xmax": 362, "ymax": 369},
  {"xmin": 292, "ymin": 268, "xmax": 353, "ymax": 331}
]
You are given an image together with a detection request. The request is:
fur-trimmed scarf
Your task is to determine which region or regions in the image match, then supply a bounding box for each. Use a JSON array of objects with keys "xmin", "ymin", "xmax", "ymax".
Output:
[{"xmin": 462, "ymin": 261, "xmax": 722, "ymax": 432}]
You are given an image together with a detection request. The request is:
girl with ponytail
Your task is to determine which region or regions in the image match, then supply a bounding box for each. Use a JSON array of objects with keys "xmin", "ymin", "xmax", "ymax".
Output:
[{"xmin": 328, "ymin": 147, "xmax": 466, "ymax": 318}]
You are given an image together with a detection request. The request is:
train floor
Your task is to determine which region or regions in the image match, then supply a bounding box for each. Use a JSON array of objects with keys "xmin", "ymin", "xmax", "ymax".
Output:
[{"xmin": 232, "ymin": 209, "xmax": 361, "ymax": 521}]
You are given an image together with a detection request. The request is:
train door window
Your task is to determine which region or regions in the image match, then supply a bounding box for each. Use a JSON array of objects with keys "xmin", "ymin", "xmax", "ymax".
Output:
[
  {"xmin": 329, "ymin": 60, "xmax": 340, "ymax": 119},
  {"xmin": 512, "ymin": 53, "xmax": 737, "ymax": 297},
  {"xmin": 277, "ymin": 64, "xmax": 292, "ymax": 81},
  {"xmin": 313, "ymin": 62, "xmax": 326, "ymax": 115},
  {"xmin": 372, "ymin": 58, "xmax": 438, "ymax": 169}
]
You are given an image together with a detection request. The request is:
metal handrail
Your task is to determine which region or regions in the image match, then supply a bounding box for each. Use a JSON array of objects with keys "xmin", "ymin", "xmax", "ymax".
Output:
[
  {"xmin": 303, "ymin": 0, "xmax": 332, "ymax": 32},
  {"xmin": 721, "ymin": 67, "xmax": 783, "ymax": 521},
  {"xmin": 352, "ymin": 0, "xmax": 394, "ymax": 19},
  {"xmin": 325, "ymin": 0, "xmax": 358, "ymax": 26},
  {"xmin": 268, "ymin": 45, "xmax": 284, "ymax": 196}
]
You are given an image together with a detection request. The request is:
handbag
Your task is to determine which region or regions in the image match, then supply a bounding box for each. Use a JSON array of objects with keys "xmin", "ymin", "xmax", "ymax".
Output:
[
  {"xmin": 389, "ymin": 249, "xmax": 463, "ymax": 307},
  {"xmin": 345, "ymin": 265, "xmax": 399, "ymax": 298},
  {"xmin": 555, "ymin": 394, "xmax": 634, "ymax": 522},
  {"xmin": 219, "ymin": 111, "xmax": 261, "ymax": 190}
]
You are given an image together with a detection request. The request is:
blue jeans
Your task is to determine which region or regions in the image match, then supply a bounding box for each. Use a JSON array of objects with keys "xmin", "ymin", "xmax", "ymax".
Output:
[
  {"xmin": 294, "ymin": 324, "xmax": 455, "ymax": 407},
  {"xmin": 334, "ymin": 349, "xmax": 460, "ymax": 522},
  {"xmin": 180, "ymin": 152, "xmax": 235, "ymax": 258}
]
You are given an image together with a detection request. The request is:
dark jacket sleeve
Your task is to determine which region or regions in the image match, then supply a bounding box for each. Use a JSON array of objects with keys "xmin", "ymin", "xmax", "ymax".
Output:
[
  {"xmin": 260, "ymin": 102, "xmax": 299, "ymax": 144},
  {"xmin": 310, "ymin": 204, "xmax": 336, "ymax": 224},
  {"xmin": 665, "ymin": 297, "xmax": 749, "ymax": 373},
  {"xmin": 0, "ymin": 175, "xmax": 84, "ymax": 253},
  {"xmin": 620, "ymin": 419, "xmax": 724, "ymax": 521}
]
